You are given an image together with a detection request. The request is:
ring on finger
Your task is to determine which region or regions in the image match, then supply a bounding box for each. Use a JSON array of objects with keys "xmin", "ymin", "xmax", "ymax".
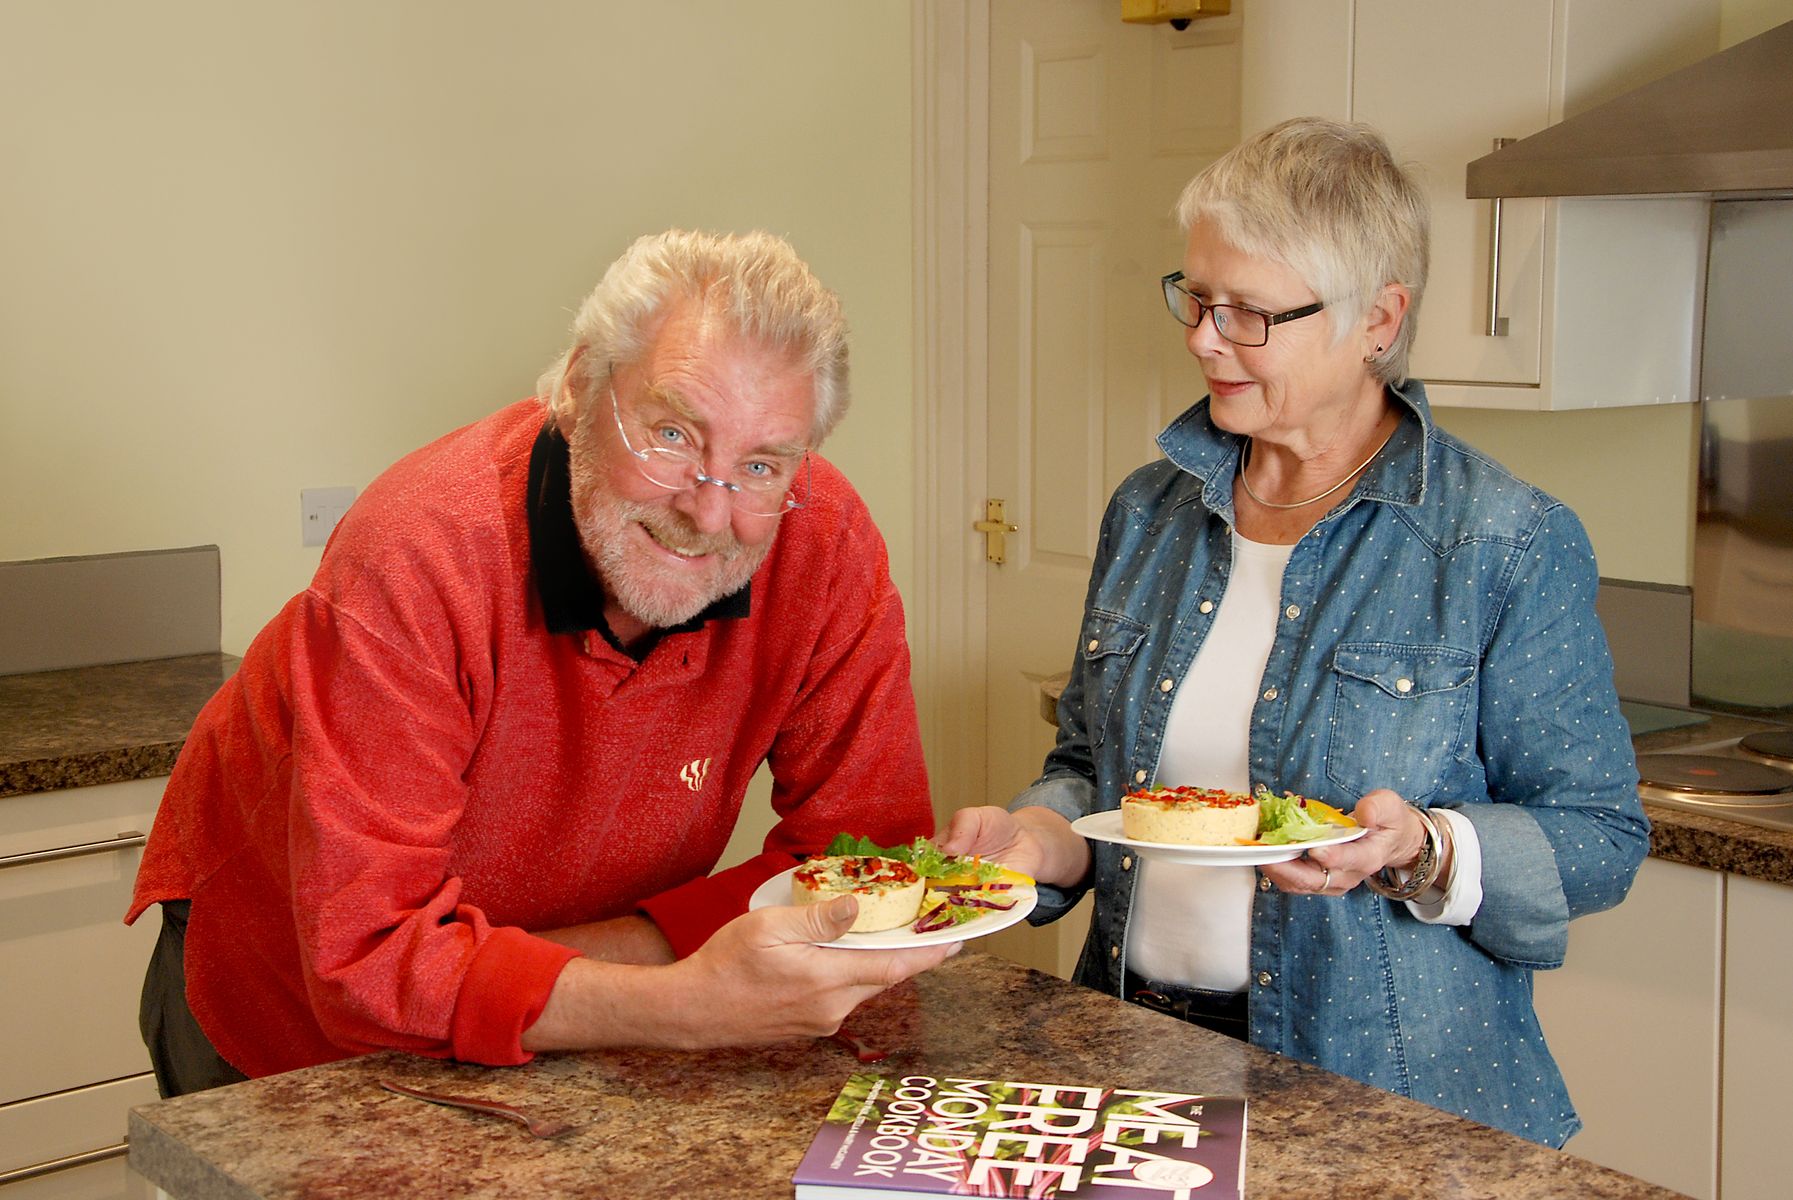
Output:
[{"xmin": 1320, "ymin": 867, "xmax": 1333, "ymax": 892}]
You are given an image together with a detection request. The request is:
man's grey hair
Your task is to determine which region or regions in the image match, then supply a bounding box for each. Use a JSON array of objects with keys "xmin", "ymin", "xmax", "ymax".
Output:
[
  {"xmin": 1174, "ymin": 117, "xmax": 1429, "ymax": 387},
  {"xmin": 539, "ymin": 229, "xmax": 850, "ymax": 443}
]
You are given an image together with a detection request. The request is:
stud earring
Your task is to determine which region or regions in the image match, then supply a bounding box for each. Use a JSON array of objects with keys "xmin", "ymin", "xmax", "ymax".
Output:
[{"xmin": 1363, "ymin": 343, "xmax": 1384, "ymax": 363}]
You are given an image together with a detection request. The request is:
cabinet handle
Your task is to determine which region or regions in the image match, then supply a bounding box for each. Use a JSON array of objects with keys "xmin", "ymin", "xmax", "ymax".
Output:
[
  {"xmin": 0, "ymin": 830, "xmax": 146, "ymax": 871},
  {"xmin": 0, "ymin": 1139, "xmax": 129, "ymax": 1185},
  {"xmin": 1484, "ymin": 137, "xmax": 1516, "ymax": 337}
]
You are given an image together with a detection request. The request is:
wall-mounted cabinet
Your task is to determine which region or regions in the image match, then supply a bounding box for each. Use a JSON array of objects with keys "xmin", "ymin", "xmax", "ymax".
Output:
[{"xmin": 1240, "ymin": 0, "xmax": 1717, "ymax": 410}]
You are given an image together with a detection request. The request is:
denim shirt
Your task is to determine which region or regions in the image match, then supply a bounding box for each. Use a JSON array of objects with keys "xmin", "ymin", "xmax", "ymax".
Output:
[{"xmin": 1015, "ymin": 380, "xmax": 1646, "ymax": 1147}]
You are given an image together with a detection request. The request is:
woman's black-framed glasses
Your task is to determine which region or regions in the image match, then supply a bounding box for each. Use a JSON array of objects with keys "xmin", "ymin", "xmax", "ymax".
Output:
[
  {"xmin": 609, "ymin": 383, "xmax": 810, "ymax": 518},
  {"xmin": 1160, "ymin": 271, "xmax": 1325, "ymax": 347}
]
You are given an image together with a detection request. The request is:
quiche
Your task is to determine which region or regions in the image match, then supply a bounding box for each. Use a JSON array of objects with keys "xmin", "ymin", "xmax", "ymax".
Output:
[
  {"xmin": 791, "ymin": 855, "xmax": 926, "ymax": 932},
  {"xmin": 1121, "ymin": 785, "xmax": 1260, "ymax": 845}
]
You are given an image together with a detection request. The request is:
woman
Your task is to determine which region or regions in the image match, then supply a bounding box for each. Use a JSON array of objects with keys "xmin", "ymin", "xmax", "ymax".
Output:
[{"xmin": 939, "ymin": 118, "xmax": 1646, "ymax": 1148}]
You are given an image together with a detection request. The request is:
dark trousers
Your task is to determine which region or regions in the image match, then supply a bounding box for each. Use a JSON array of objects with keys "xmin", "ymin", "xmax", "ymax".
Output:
[
  {"xmin": 1122, "ymin": 969, "xmax": 1251, "ymax": 1042},
  {"xmin": 138, "ymin": 900, "xmax": 249, "ymax": 1098}
]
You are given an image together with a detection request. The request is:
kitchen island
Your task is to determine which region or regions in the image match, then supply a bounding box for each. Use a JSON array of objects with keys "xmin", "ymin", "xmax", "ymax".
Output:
[{"xmin": 126, "ymin": 949, "xmax": 1676, "ymax": 1199}]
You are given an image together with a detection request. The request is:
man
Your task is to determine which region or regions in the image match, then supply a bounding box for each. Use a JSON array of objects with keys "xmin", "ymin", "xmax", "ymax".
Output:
[{"xmin": 129, "ymin": 230, "xmax": 952, "ymax": 1096}]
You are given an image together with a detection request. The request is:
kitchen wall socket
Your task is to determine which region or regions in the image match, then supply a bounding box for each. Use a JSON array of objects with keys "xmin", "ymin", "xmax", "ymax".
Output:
[{"xmin": 300, "ymin": 487, "xmax": 357, "ymax": 548}]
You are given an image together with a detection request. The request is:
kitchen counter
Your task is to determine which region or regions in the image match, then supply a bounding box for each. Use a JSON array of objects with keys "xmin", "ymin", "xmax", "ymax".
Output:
[
  {"xmin": 127, "ymin": 950, "xmax": 1676, "ymax": 1200},
  {"xmin": 0, "ymin": 653, "xmax": 237, "ymax": 798},
  {"xmin": 1039, "ymin": 673, "xmax": 1793, "ymax": 887},
  {"xmin": 1630, "ymin": 709, "xmax": 1793, "ymax": 886}
]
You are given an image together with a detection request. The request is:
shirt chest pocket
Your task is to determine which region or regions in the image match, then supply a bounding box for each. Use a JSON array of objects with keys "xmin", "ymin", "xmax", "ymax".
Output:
[
  {"xmin": 1325, "ymin": 642, "xmax": 1476, "ymax": 804},
  {"xmin": 1079, "ymin": 610, "xmax": 1147, "ymax": 749}
]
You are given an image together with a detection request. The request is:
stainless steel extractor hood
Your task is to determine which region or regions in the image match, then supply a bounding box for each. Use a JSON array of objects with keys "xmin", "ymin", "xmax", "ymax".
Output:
[{"xmin": 1467, "ymin": 19, "xmax": 1793, "ymax": 199}]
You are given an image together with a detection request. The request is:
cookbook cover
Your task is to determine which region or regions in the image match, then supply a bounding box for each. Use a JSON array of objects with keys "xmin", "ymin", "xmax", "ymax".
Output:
[{"xmin": 793, "ymin": 1072, "xmax": 1246, "ymax": 1199}]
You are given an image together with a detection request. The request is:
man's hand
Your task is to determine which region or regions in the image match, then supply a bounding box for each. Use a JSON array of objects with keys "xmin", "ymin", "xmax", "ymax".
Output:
[
  {"xmin": 1258, "ymin": 788, "xmax": 1428, "ymax": 895},
  {"xmin": 521, "ymin": 898, "xmax": 957, "ymax": 1053},
  {"xmin": 669, "ymin": 899, "xmax": 960, "ymax": 1045},
  {"xmin": 934, "ymin": 805, "xmax": 1090, "ymax": 889}
]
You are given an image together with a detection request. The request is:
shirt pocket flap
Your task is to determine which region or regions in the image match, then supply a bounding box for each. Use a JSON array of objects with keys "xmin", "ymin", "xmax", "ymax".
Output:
[
  {"xmin": 1081, "ymin": 611, "xmax": 1147, "ymax": 662},
  {"xmin": 1331, "ymin": 643, "xmax": 1476, "ymax": 699}
]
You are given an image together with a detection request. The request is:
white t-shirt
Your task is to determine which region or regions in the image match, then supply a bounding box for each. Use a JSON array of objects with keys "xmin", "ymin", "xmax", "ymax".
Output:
[{"xmin": 1125, "ymin": 531, "xmax": 1482, "ymax": 993}]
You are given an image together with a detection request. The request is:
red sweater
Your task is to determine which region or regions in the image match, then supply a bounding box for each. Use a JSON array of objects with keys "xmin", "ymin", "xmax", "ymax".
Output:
[{"xmin": 128, "ymin": 399, "xmax": 932, "ymax": 1076}]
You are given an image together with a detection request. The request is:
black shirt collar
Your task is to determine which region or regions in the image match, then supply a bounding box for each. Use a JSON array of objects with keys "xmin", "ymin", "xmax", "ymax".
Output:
[{"xmin": 526, "ymin": 421, "xmax": 750, "ymax": 657}]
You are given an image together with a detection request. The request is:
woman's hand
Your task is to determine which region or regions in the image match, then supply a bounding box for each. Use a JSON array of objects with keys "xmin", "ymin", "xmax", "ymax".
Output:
[
  {"xmin": 1258, "ymin": 789, "xmax": 1428, "ymax": 896},
  {"xmin": 934, "ymin": 805, "xmax": 1091, "ymax": 889}
]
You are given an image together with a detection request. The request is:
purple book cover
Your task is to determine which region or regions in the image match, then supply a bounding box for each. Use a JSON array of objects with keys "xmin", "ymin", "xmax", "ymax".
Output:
[{"xmin": 793, "ymin": 1074, "xmax": 1246, "ymax": 1199}]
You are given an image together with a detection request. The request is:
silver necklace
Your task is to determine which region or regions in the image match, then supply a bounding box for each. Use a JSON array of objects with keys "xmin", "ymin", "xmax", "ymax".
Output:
[{"xmin": 1238, "ymin": 426, "xmax": 1395, "ymax": 510}]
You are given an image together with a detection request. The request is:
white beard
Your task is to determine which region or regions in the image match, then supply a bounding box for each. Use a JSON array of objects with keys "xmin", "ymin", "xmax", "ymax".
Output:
[{"xmin": 568, "ymin": 450, "xmax": 773, "ymax": 630}]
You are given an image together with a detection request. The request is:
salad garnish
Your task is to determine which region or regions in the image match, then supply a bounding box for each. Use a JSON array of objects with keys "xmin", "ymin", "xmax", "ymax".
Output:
[
  {"xmin": 1253, "ymin": 785, "xmax": 1356, "ymax": 845},
  {"xmin": 820, "ymin": 834, "xmax": 1031, "ymax": 932}
]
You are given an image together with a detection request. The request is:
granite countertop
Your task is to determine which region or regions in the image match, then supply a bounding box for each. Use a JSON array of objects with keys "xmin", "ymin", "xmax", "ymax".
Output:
[
  {"xmin": 1039, "ymin": 673, "xmax": 1793, "ymax": 887},
  {"xmin": 0, "ymin": 653, "xmax": 238, "ymax": 797},
  {"xmin": 128, "ymin": 950, "xmax": 1677, "ymax": 1200}
]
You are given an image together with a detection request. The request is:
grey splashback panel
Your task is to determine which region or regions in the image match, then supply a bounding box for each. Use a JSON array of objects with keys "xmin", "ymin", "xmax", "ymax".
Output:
[
  {"xmin": 1596, "ymin": 578, "xmax": 1692, "ymax": 708},
  {"xmin": 0, "ymin": 547, "xmax": 220, "ymax": 675}
]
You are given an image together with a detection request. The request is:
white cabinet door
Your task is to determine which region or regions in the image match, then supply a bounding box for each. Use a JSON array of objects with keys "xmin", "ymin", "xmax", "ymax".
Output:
[
  {"xmin": 0, "ymin": 777, "xmax": 163, "ymax": 1107},
  {"xmin": 1354, "ymin": 0, "xmax": 1552, "ymax": 390},
  {"xmin": 1720, "ymin": 874, "xmax": 1793, "ymax": 1200},
  {"xmin": 1533, "ymin": 855, "xmax": 1722, "ymax": 1200},
  {"xmin": 0, "ymin": 1074, "xmax": 159, "ymax": 1198},
  {"xmin": 1239, "ymin": 0, "xmax": 1717, "ymax": 410},
  {"xmin": 0, "ymin": 774, "xmax": 165, "ymax": 1198}
]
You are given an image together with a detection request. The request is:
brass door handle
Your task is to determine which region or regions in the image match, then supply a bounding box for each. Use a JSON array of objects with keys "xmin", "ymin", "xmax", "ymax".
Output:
[{"xmin": 974, "ymin": 499, "xmax": 1020, "ymax": 564}]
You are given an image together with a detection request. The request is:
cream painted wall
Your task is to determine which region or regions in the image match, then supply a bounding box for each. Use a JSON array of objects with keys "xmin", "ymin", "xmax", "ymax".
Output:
[
  {"xmin": 1431, "ymin": 405, "xmax": 1700, "ymax": 585},
  {"xmin": 1433, "ymin": 0, "xmax": 1793, "ymax": 588},
  {"xmin": 1721, "ymin": 0, "xmax": 1793, "ymax": 40},
  {"xmin": 0, "ymin": 0, "xmax": 915, "ymax": 655}
]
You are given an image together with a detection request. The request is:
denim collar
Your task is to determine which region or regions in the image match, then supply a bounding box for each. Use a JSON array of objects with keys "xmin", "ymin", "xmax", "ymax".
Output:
[{"xmin": 1155, "ymin": 377, "xmax": 1434, "ymax": 517}]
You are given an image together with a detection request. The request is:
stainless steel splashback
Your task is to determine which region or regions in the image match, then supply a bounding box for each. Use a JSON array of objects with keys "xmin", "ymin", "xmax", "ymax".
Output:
[{"xmin": 1692, "ymin": 199, "xmax": 1793, "ymax": 713}]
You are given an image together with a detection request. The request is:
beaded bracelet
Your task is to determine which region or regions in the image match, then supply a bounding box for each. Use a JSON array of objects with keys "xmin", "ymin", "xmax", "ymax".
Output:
[{"xmin": 1364, "ymin": 806, "xmax": 1441, "ymax": 902}]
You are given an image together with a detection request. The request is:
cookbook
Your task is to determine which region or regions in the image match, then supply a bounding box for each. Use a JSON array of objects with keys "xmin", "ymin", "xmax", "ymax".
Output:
[{"xmin": 793, "ymin": 1072, "xmax": 1246, "ymax": 1199}]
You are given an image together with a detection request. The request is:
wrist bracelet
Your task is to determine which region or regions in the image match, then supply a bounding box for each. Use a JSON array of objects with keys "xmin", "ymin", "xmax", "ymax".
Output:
[
  {"xmin": 1364, "ymin": 806, "xmax": 1440, "ymax": 902},
  {"xmin": 1413, "ymin": 809, "xmax": 1455, "ymax": 906}
]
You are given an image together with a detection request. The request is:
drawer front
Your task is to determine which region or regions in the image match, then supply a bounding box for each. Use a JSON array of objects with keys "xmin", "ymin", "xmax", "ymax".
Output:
[
  {"xmin": 0, "ymin": 1073, "xmax": 159, "ymax": 1195},
  {"xmin": 0, "ymin": 778, "xmax": 164, "ymax": 1106}
]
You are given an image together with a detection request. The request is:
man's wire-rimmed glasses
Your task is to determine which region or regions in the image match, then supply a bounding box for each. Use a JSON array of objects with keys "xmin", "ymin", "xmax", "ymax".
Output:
[
  {"xmin": 1161, "ymin": 271, "xmax": 1326, "ymax": 347},
  {"xmin": 609, "ymin": 382, "xmax": 810, "ymax": 517}
]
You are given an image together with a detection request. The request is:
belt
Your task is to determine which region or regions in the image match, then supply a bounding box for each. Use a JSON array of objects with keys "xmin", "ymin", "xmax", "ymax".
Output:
[{"xmin": 1123, "ymin": 970, "xmax": 1250, "ymax": 1041}]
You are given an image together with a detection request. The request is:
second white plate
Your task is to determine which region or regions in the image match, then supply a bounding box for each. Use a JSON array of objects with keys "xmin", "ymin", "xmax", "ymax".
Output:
[{"xmin": 1070, "ymin": 809, "xmax": 1366, "ymax": 866}]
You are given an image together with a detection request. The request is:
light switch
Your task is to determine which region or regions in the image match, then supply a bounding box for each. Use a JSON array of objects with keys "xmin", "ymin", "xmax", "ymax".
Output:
[{"xmin": 300, "ymin": 487, "xmax": 357, "ymax": 547}]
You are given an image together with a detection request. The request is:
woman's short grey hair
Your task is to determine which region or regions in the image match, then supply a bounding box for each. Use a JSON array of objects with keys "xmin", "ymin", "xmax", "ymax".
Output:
[
  {"xmin": 1174, "ymin": 117, "xmax": 1429, "ymax": 387},
  {"xmin": 539, "ymin": 229, "xmax": 850, "ymax": 444}
]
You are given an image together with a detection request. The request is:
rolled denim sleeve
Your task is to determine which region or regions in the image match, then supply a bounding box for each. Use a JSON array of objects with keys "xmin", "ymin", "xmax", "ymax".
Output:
[
  {"xmin": 1009, "ymin": 773, "xmax": 1099, "ymax": 920},
  {"xmin": 1462, "ymin": 503, "xmax": 1648, "ymax": 969}
]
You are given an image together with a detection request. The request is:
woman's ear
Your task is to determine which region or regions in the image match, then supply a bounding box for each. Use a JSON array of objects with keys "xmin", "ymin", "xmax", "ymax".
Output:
[{"xmin": 1365, "ymin": 282, "xmax": 1411, "ymax": 356}]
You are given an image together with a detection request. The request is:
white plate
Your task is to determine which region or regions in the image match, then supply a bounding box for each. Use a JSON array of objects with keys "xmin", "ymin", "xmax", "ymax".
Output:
[
  {"xmin": 748, "ymin": 866, "xmax": 1037, "ymax": 949},
  {"xmin": 1070, "ymin": 809, "xmax": 1367, "ymax": 866}
]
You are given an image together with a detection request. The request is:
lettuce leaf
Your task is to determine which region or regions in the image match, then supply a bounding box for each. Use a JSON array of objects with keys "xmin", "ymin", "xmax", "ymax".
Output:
[
  {"xmin": 821, "ymin": 833, "xmax": 1000, "ymax": 882},
  {"xmin": 1254, "ymin": 786, "xmax": 1338, "ymax": 845}
]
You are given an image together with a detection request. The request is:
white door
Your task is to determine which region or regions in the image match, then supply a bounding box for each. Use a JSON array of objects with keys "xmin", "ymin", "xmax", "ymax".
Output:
[{"xmin": 978, "ymin": 0, "xmax": 1240, "ymax": 977}]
